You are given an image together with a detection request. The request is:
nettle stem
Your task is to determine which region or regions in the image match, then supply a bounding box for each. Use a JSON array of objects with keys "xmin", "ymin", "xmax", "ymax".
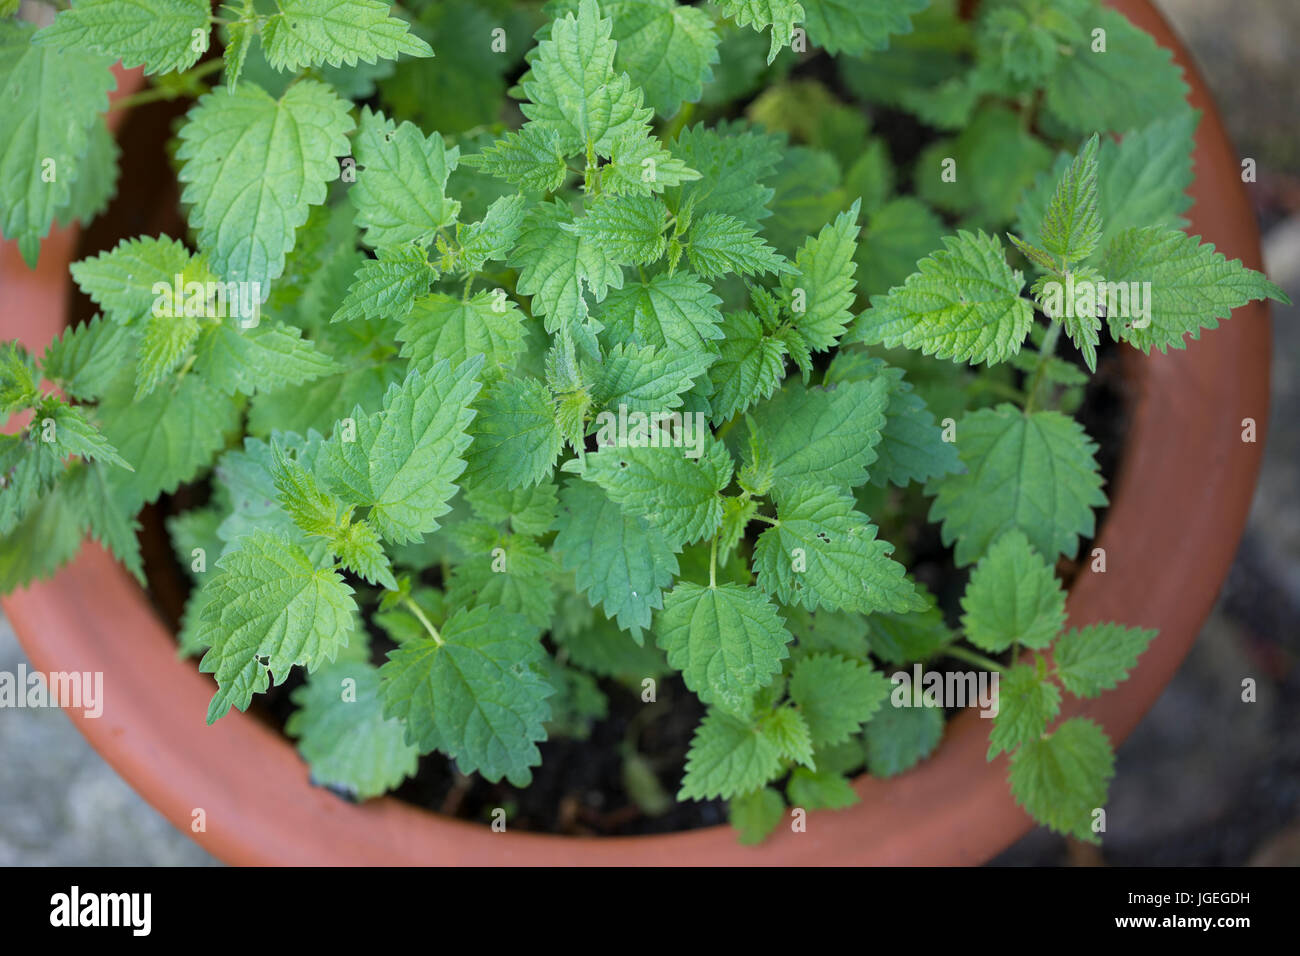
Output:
[
  {"xmin": 403, "ymin": 596, "xmax": 443, "ymax": 647},
  {"xmin": 943, "ymin": 644, "xmax": 1006, "ymax": 674},
  {"xmin": 108, "ymin": 58, "xmax": 225, "ymax": 111},
  {"xmin": 1023, "ymin": 320, "xmax": 1063, "ymax": 413},
  {"xmin": 708, "ymin": 533, "xmax": 718, "ymax": 589}
]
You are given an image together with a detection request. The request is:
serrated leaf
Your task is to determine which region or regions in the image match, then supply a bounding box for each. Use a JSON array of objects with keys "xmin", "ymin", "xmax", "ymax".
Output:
[
  {"xmin": 464, "ymin": 377, "xmax": 563, "ymax": 491},
  {"xmin": 193, "ymin": 318, "xmax": 338, "ymax": 396},
  {"xmin": 554, "ymin": 478, "xmax": 678, "ymax": 640},
  {"xmin": 685, "ymin": 212, "xmax": 791, "ymax": 280},
  {"xmin": 260, "ymin": 0, "xmax": 432, "ymax": 73},
  {"xmin": 56, "ymin": 117, "xmax": 119, "ymax": 229},
  {"xmin": 729, "ymin": 787, "xmax": 785, "ymax": 844},
  {"xmin": 856, "ymin": 230, "xmax": 1033, "ymax": 366},
  {"xmin": 41, "ymin": 315, "xmax": 137, "ymax": 402},
  {"xmin": 570, "ymin": 436, "xmax": 733, "ymax": 549},
  {"xmin": 64, "ymin": 460, "xmax": 144, "ymax": 585},
  {"xmin": 744, "ymin": 378, "xmax": 890, "ymax": 496},
  {"xmin": 764, "ymin": 706, "xmax": 815, "ymax": 768},
  {"xmin": 781, "ymin": 200, "xmax": 861, "ymax": 352},
  {"xmin": 318, "ymin": 358, "xmax": 483, "ymax": 544},
  {"xmin": 460, "ymin": 125, "xmax": 568, "ymax": 194},
  {"xmin": 465, "ymin": 480, "xmax": 558, "ymax": 538},
  {"xmin": 988, "ymin": 664, "xmax": 1061, "ymax": 758},
  {"xmin": 864, "ymin": 702, "xmax": 944, "ymax": 777},
  {"xmin": 198, "ymin": 530, "xmax": 357, "ymax": 722},
  {"xmin": 520, "ymin": 0, "xmax": 654, "ymax": 155},
  {"xmin": 287, "ymin": 660, "xmax": 418, "ymax": 799},
  {"xmin": 0, "ymin": 20, "xmax": 114, "ymax": 266},
  {"xmin": 397, "ymin": 291, "xmax": 525, "ymax": 382},
  {"xmin": 70, "ymin": 235, "xmax": 197, "ymax": 326},
  {"xmin": 35, "ymin": 0, "xmax": 209, "ymax": 75},
  {"xmin": 351, "ymin": 107, "xmax": 460, "ymax": 249},
  {"xmin": 679, "ymin": 706, "xmax": 785, "ymax": 800},
  {"xmin": 755, "ymin": 485, "xmax": 922, "ymax": 614},
  {"xmin": 571, "ymin": 194, "xmax": 668, "ymax": 266},
  {"xmin": 802, "ymin": 0, "xmax": 928, "ymax": 56},
  {"xmin": 719, "ymin": 0, "xmax": 803, "ymax": 64},
  {"xmin": 0, "ymin": 482, "xmax": 83, "ymax": 592},
  {"xmin": 445, "ymin": 534, "xmax": 557, "ymax": 629},
  {"xmin": 656, "ymin": 582, "xmax": 792, "ymax": 715},
  {"xmin": 379, "ymin": 605, "xmax": 553, "ymax": 786},
  {"xmin": 1054, "ymin": 622, "xmax": 1156, "ymax": 698},
  {"xmin": 601, "ymin": 130, "xmax": 701, "ymax": 196},
  {"xmin": 1008, "ymin": 716, "xmax": 1114, "ymax": 842},
  {"xmin": 456, "ymin": 194, "xmax": 526, "ymax": 273},
  {"xmin": 1035, "ymin": 133, "xmax": 1101, "ymax": 267},
  {"xmin": 594, "ymin": 342, "xmax": 705, "ymax": 414},
  {"xmin": 1100, "ymin": 226, "xmax": 1290, "ymax": 354},
  {"xmin": 598, "ymin": 269, "xmax": 724, "ymax": 351},
  {"xmin": 707, "ymin": 311, "xmax": 786, "ymax": 422},
  {"xmin": 787, "ymin": 766, "xmax": 858, "ymax": 811},
  {"xmin": 960, "ymin": 530, "xmax": 1066, "ymax": 653},
  {"xmin": 177, "ymin": 80, "xmax": 354, "ymax": 290},
  {"xmin": 927, "ymin": 405, "xmax": 1106, "ymax": 566},
  {"xmin": 789, "ymin": 653, "xmax": 891, "ymax": 747},
  {"xmin": 332, "ymin": 244, "xmax": 436, "ymax": 324}
]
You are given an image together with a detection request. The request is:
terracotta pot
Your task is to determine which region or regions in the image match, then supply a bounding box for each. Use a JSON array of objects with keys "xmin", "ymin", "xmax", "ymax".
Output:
[{"xmin": 0, "ymin": 0, "xmax": 1273, "ymax": 865}]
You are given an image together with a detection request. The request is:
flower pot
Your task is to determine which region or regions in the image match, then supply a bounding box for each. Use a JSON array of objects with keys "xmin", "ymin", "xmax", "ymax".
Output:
[{"xmin": 0, "ymin": 0, "xmax": 1273, "ymax": 865}]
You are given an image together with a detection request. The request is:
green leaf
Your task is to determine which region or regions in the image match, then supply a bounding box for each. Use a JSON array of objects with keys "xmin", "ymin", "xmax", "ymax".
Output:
[
  {"xmin": 1034, "ymin": 133, "xmax": 1101, "ymax": 267},
  {"xmin": 43, "ymin": 400, "xmax": 131, "ymax": 470},
  {"xmin": 787, "ymin": 767, "xmax": 858, "ymax": 811},
  {"xmin": 571, "ymin": 195, "xmax": 668, "ymax": 266},
  {"xmin": 1045, "ymin": 8, "xmax": 1188, "ymax": 136},
  {"xmin": 601, "ymin": 130, "xmax": 702, "ymax": 197},
  {"xmin": 0, "ymin": 20, "xmax": 114, "ymax": 266},
  {"xmin": 1100, "ymin": 226, "xmax": 1290, "ymax": 354},
  {"xmin": 988, "ymin": 664, "xmax": 1061, "ymax": 759},
  {"xmin": 460, "ymin": 126, "xmax": 568, "ymax": 194},
  {"xmin": 864, "ymin": 703, "xmax": 944, "ymax": 777},
  {"xmin": 397, "ymin": 292, "xmax": 526, "ymax": 382},
  {"xmin": 464, "ymin": 479, "xmax": 558, "ymax": 538},
  {"xmin": 332, "ymin": 244, "xmax": 437, "ymax": 324},
  {"xmin": 510, "ymin": 200, "xmax": 623, "ymax": 350},
  {"xmin": 0, "ymin": 482, "xmax": 84, "ymax": 592},
  {"xmin": 1008, "ymin": 716, "xmax": 1114, "ymax": 842},
  {"xmin": 569, "ymin": 436, "xmax": 733, "ymax": 549},
  {"xmin": 552, "ymin": 611, "xmax": 670, "ymax": 680},
  {"xmin": 193, "ymin": 318, "xmax": 338, "ymax": 396},
  {"xmin": 64, "ymin": 461, "xmax": 144, "ymax": 585},
  {"xmin": 42, "ymin": 315, "xmax": 137, "ymax": 402},
  {"xmin": 98, "ymin": 372, "xmax": 240, "ymax": 509},
  {"xmin": 445, "ymin": 533, "xmax": 557, "ymax": 630},
  {"xmin": 177, "ymin": 81, "xmax": 354, "ymax": 290},
  {"xmin": 520, "ymin": 0, "xmax": 654, "ymax": 156},
  {"xmin": 685, "ymin": 212, "xmax": 791, "ymax": 280},
  {"xmin": 667, "ymin": 123, "xmax": 783, "ymax": 228},
  {"xmin": 707, "ymin": 311, "xmax": 788, "ymax": 422},
  {"xmin": 593, "ymin": 342, "xmax": 705, "ymax": 414},
  {"xmin": 598, "ymin": 270, "xmax": 724, "ymax": 351},
  {"xmin": 764, "ymin": 706, "xmax": 815, "ymax": 768},
  {"xmin": 789, "ymin": 653, "xmax": 891, "ymax": 747},
  {"xmin": 781, "ymin": 200, "xmax": 861, "ymax": 352},
  {"xmin": 456, "ymin": 194, "xmax": 527, "ymax": 273},
  {"xmin": 960, "ymin": 530, "xmax": 1066, "ymax": 653},
  {"xmin": 927, "ymin": 405, "xmax": 1106, "ymax": 566},
  {"xmin": 135, "ymin": 311, "xmax": 200, "ymax": 399},
  {"xmin": 729, "ymin": 787, "xmax": 786, "ymax": 844},
  {"xmin": 802, "ymin": 0, "xmax": 928, "ymax": 56},
  {"xmin": 679, "ymin": 706, "xmax": 786, "ymax": 800},
  {"xmin": 825, "ymin": 353, "xmax": 962, "ymax": 488},
  {"xmin": 1055, "ymin": 622, "xmax": 1156, "ymax": 698},
  {"xmin": 198, "ymin": 530, "xmax": 357, "ymax": 722},
  {"xmin": 259, "ymin": 0, "xmax": 432, "ymax": 72},
  {"xmin": 56, "ymin": 118, "xmax": 120, "ymax": 229},
  {"xmin": 318, "ymin": 358, "xmax": 483, "ymax": 544},
  {"xmin": 351, "ymin": 107, "xmax": 460, "ymax": 249},
  {"xmin": 379, "ymin": 605, "xmax": 554, "ymax": 786},
  {"xmin": 718, "ymin": 0, "xmax": 803, "ymax": 64},
  {"xmin": 755, "ymin": 485, "xmax": 922, "ymax": 614},
  {"xmin": 554, "ymin": 479, "xmax": 678, "ymax": 639},
  {"xmin": 70, "ymin": 235, "xmax": 197, "ymax": 326},
  {"xmin": 465, "ymin": 377, "xmax": 563, "ymax": 491},
  {"xmin": 744, "ymin": 378, "xmax": 890, "ymax": 496},
  {"xmin": 855, "ymin": 230, "xmax": 1033, "ymax": 366},
  {"xmin": 286, "ymin": 660, "xmax": 419, "ymax": 799},
  {"xmin": 656, "ymin": 582, "xmax": 792, "ymax": 715},
  {"xmin": 36, "ymin": 0, "xmax": 209, "ymax": 75}
]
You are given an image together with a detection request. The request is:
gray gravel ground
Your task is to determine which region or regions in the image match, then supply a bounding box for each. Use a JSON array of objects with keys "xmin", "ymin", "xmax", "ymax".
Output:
[{"xmin": 0, "ymin": 0, "xmax": 1295, "ymax": 867}]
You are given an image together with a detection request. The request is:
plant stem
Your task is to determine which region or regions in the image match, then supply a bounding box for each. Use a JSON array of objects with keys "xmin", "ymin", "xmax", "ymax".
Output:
[
  {"xmin": 1023, "ymin": 320, "xmax": 1063, "ymax": 413},
  {"xmin": 708, "ymin": 533, "xmax": 718, "ymax": 589},
  {"xmin": 402, "ymin": 596, "xmax": 443, "ymax": 646},
  {"xmin": 108, "ymin": 59, "xmax": 224, "ymax": 111},
  {"xmin": 943, "ymin": 644, "xmax": 1006, "ymax": 673},
  {"xmin": 749, "ymin": 512, "xmax": 778, "ymax": 526}
]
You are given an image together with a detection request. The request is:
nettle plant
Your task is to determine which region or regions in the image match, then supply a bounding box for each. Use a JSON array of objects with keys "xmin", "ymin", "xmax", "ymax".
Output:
[{"xmin": 0, "ymin": 0, "xmax": 1287, "ymax": 845}]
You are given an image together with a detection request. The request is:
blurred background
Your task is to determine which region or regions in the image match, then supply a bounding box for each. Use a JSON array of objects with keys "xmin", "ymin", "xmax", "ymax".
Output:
[{"xmin": 1, "ymin": 0, "xmax": 1296, "ymax": 865}]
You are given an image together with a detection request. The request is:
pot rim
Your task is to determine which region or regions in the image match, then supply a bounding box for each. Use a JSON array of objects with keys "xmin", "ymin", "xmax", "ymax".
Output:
[{"xmin": 0, "ymin": 0, "xmax": 1273, "ymax": 865}]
